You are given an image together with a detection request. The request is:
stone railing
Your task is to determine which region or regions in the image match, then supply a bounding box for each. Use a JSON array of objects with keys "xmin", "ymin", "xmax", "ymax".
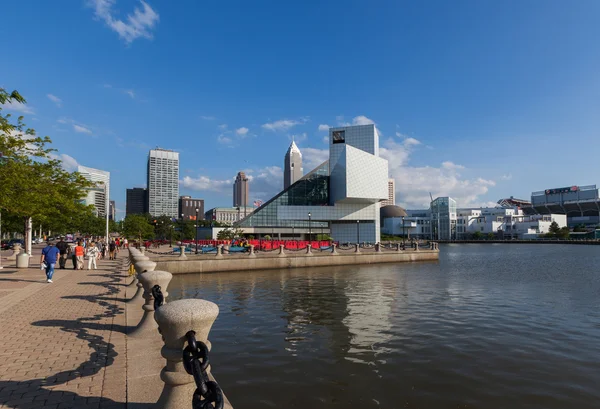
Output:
[{"xmin": 127, "ymin": 247, "xmax": 233, "ymax": 409}]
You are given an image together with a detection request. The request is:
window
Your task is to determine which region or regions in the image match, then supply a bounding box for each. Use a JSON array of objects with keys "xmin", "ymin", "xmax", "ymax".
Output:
[{"xmin": 332, "ymin": 130, "xmax": 345, "ymax": 144}]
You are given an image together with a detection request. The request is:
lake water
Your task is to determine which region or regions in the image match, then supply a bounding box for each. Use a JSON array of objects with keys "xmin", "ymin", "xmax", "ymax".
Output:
[{"xmin": 169, "ymin": 244, "xmax": 600, "ymax": 408}]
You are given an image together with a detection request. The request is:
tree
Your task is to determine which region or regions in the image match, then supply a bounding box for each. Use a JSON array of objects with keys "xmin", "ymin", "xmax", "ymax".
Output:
[
  {"xmin": 122, "ymin": 214, "xmax": 154, "ymax": 243},
  {"xmin": 1, "ymin": 88, "xmax": 93, "ymax": 252},
  {"xmin": 216, "ymin": 227, "xmax": 245, "ymax": 240},
  {"xmin": 548, "ymin": 221, "xmax": 561, "ymax": 235},
  {"xmin": 573, "ymin": 224, "xmax": 587, "ymax": 233},
  {"xmin": 557, "ymin": 226, "xmax": 570, "ymax": 239},
  {"xmin": 487, "ymin": 232, "xmax": 495, "ymax": 240},
  {"xmin": 472, "ymin": 231, "xmax": 483, "ymax": 240}
]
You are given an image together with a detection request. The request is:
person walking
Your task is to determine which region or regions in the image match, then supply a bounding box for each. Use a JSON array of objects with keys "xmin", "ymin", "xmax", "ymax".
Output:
[
  {"xmin": 55, "ymin": 238, "xmax": 69, "ymax": 269},
  {"xmin": 109, "ymin": 240, "xmax": 116, "ymax": 260},
  {"xmin": 86, "ymin": 242, "xmax": 100, "ymax": 270},
  {"xmin": 68, "ymin": 243, "xmax": 77, "ymax": 269},
  {"xmin": 40, "ymin": 241, "xmax": 60, "ymax": 283},
  {"xmin": 74, "ymin": 241, "xmax": 85, "ymax": 270}
]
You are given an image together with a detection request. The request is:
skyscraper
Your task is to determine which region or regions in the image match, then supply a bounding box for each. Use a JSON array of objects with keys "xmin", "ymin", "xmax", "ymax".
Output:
[
  {"xmin": 109, "ymin": 200, "xmax": 116, "ymax": 221},
  {"xmin": 284, "ymin": 140, "xmax": 303, "ymax": 189},
  {"xmin": 381, "ymin": 178, "xmax": 396, "ymax": 207},
  {"xmin": 126, "ymin": 188, "xmax": 148, "ymax": 216},
  {"xmin": 78, "ymin": 165, "xmax": 110, "ymax": 217},
  {"xmin": 147, "ymin": 148, "xmax": 179, "ymax": 217},
  {"xmin": 233, "ymin": 171, "xmax": 249, "ymax": 216}
]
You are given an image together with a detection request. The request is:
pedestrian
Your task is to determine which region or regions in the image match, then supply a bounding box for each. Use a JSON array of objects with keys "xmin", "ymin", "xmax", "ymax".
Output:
[
  {"xmin": 74, "ymin": 241, "xmax": 85, "ymax": 270},
  {"xmin": 55, "ymin": 238, "xmax": 69, "ymax": 269},
  {"xmin": 123, "ymin": 238, "xmax": 128, "ymax": 249},
  {"xmin": 109, "ymin": 240, "xmax": 116, "ymax": 260},
  {"xmin": 69, "ymin": 243, "xmax": 77, "ymax": 269},
  {"xmin": 87, "ymin": 241, "xmax": 100, "ymax": 269},
  {"xmin": 40, "ymin": 241, "xmax": 60, "ymax": 283}
]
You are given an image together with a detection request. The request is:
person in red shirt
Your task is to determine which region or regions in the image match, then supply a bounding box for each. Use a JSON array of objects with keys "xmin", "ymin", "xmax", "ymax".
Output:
[{"xmin": 74, "ymin": 241, "xmax": 85, "ymax": 270}]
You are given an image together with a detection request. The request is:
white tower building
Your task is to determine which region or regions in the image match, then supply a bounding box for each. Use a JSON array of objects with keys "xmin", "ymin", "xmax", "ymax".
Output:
[
  {"xmin": 284, "ymin": 140, "xmax": 303, "ymax": 189},
  {"xmin": 78, "ymin": 165, "xmax": 110, "ymax": 217},
  {"xmin": 147, "ymin": 148, "xmax": 179, "ymax": 217}
]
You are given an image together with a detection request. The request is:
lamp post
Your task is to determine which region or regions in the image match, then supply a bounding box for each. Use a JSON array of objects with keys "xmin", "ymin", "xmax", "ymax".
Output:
[
  {"xmin": 236, "ymin": 206, "xmax": 240, "ymax": 225},
  {"xmin": 356, "ymin": 220, "xmax": 360, "ymax": 245},
  {"xmin": 195, "ymin": 208, "xmax": 199, "ymax": 254},
  {"xmin": 169, "ymin": 224, "xmax": 173, "ymax": 248},
  {"xmin": 402, "ymin": 216, "xmax": 405, "ymax": 244},
  {"xmin": 308, "ymin": 212, "xmax": 312, "ymax": 243}
]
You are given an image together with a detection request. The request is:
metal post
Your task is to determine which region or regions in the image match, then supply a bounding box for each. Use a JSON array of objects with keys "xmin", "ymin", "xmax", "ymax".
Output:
[
  {"xmin": 356, "ymin": 220, "xmax": 360, "ymax": 245},
  {"xmin": 169, "ymin": 225, "xmax": 173, "ymax": 248},
  {"xmin": 195, "ymin": 208, "xmax": 199, "ymax": 254},
  {"xmin": 402, "ymin": 216, "xmax": 405, "ymax": 244},
  {"xmin": 237, "ymin": 206, "xmax": 240, "ymax": 224},
  {"xmin": 308, "ymin": 212, "xmax": 312, "ymax": 244}
]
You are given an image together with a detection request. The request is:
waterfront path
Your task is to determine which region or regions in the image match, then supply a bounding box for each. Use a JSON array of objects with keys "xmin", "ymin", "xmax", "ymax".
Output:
[{"xmin": 0, "ymin": 247, "xmax": 129, "ymax": 409}]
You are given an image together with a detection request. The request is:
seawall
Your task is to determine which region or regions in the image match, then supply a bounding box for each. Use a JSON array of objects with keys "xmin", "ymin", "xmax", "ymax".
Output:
[
  {"xmin": 152, "ymin": 249, "xmax": 439, "ymax": 274},
  {"xmin": 438, "ymin": 240, "xmax": 600, "ymax": 245}
]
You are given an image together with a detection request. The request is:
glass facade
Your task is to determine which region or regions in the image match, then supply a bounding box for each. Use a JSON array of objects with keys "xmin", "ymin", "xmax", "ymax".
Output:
[
  {"xmin": 239, "ymin": 161, "xmax": 329, "ymax": 228},
  {"xmin": 431, "ymin": 197, "xmax": 457, "ymax": 240}
]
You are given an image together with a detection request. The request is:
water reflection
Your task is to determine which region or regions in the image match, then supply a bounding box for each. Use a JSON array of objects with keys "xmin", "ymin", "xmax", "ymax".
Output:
[{"xmin": 170, "ymin": 244, "xmax": 600, "ymax": 409}]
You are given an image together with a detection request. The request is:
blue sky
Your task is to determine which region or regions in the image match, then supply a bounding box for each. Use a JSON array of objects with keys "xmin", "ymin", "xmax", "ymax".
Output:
[{"xmin": 2, "ymin": 0, "xmax": 600, "ymax": 218}]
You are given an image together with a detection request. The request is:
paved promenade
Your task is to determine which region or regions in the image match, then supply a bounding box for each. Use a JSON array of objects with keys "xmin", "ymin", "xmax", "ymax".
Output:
[{"xmin": 0, "ymin": 247, "xmax": 131, "ymax": 409}]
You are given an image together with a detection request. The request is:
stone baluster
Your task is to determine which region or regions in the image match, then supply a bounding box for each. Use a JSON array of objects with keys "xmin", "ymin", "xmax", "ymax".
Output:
[
  {"xmin": 129, "ymin": 270, "xmax": 172, "ymax": 337},
  {"xmin": 154, "ymin": 299, "xmax": 233, "ymax": 409},
  {"xmin": 179, "ymin": 245, "xmax": 187, "ymax": 258},
  {"xmin": 216, "ymin": 244, "xmax": 223, "ymax": 258},
  {"xmin": 306, "ymin": 243, "xmax": 313, "ymax": 255},
  {"xmin": 375, "ymin": 243, "xmax": 382, "ymax": 253},
  {"xmin": 248, "ymin": 245, "xmax": 256, "ymax": 258},
  {"xmin": 355, "ymin": 243, "xmax": 360, "ymax": 253},
  {"xmin": 140, "ymin": 247, "xmax": 146, "ymax": 255},
  {"xmin": 278, "ymin": 244, "xmax": 285, "ymax": 257},
  {"xmin": 396, "ymin": 243, "xmax": 401, "ymax": 251},
  {"xmin": 127, "ymin": 259, "xmax": 156, "ymax": 304},
  {"xmin": 415, "ymin": 242, "xmax": 419, "ymax": 252},
  {"xmin": 331, "ymin": 243, "xmax": 338, "ymax": 255}
]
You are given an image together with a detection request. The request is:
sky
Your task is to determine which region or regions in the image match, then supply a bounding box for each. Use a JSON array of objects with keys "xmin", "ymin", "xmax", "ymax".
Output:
[{"xmin": 2, "ymin": 0, "xmax": 600, "ymax": 219}]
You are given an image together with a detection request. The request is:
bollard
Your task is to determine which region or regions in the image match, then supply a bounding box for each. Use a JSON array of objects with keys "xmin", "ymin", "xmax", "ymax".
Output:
[
  {"xmin": 7, "ymin": 244, "xmax": 22, "ymax": 261},
  {"xmin": 140, "ymin": 247, "xmax": 146, "ymax": 255},
  {"xmin": 355, "ymin": 243, "xmax": 360, "ymax": 253},
  {"xmin": 415, "ymin": 242, "xmax": 419, "ymax": 252},
  {"xmin": 331, "ymin": 243, "xmax": 338, "ymax": 255},
  {"xmin": 127, "ymin": 260, "xmax": 157, "ymax": 304},
  {"xmin": 375, "ymin": 243, "xmax": 382, "ymax": 253},
  {"xmin": 396, "ymin": 243, "xmax": 401, "ymax": 251},
  {"xmin": 129, "ymin": 270, "xmax": 172, "ymax": 337},
  {"xmin": 279, "ymin": 244, "xmax": 285, "ymax": 257},
  {"xmin": 216, "ymin": 244, "xmax": 223, "ymax": 258},
  {"xmin": 154, "ymin": 299, "xmax": 232, "ymax": 409},
  {"xmin": 306, "ymin": 243, "xmax": 313, "ymax": 256},
  {"xmin": 179, "ymin": 245, "xmax": 187, "ymax": 259},
  {"xmin": 248, "ymin": 245, "xmax": 256, "ymax": 258}
]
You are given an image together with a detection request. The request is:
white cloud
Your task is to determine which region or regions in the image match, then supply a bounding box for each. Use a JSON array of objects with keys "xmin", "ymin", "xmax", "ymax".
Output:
[
  {"xmin": 246, "ymin": 166, "xmax": 284, "ymax": 201},
  {"xmin": 302, "ymin": 147, "xmax": 329, "ymax": 171},
  {"xmin": 73, "ymin": 124, "xmax": 92, "ymax": 134},
  {"xmin": 236, "ymin": 127, "xmax": 249, "ymax": 136},
  {"xmin": 501, "ymin": 173, "xmax": 513, "ymax": 181},
  {"xmin": 49, "ymin": 153, "xmax": 80, "ymax": 171},
  {"xmin": 90, "ymin": 0, "xmax": 160, "ymax": 44},
  {"xmin": 180, "ymin": 175, "xmax": 232, "ymax": 192},
  {"xmin": 379, "ymin": 138, "xmax": 496, "ymax": 208},
  {"xmin": 217, "ymin": 134, "xmax": 232, "ymax": 145},
  {"xmin": 1, "ymin": 100, "xmax": 34, "ymax": 114},
  {"xmin": 124, "ymin": 89, "xmax": 135, "ymax": 99},
  {"xmin": 57, "ymin": 118, "xmax": 68, "ymax": 124},
  {"xmin": 403, "ymin": 137, "xmax": 421, "ymax": 146},
  {"xmin": 217, "ymin": 124, "xmax": 228, "ymax": 131},
  {"xmin": 47, "ymin": 94, "xmax": 62, "ymax": 107},
  {"xmin": 200, "ymin": 115, "xmax": 216, "ymax": 120},
  {"xmin": 290, "ymin": 132, "xmax": 307, "ymax": 143},
  {"xmin": 262, "ymin": 118, "xmax": 305, "ymax": 132},
  {"xmin": 352, "ymin": 115, "xmax": 375, "ymax": 125},
  {"xmin": 318, "ymin": 124, "xmax": 330, "ymax": 132}
]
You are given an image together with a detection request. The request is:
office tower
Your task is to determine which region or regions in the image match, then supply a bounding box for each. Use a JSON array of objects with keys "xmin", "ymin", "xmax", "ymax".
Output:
[
  {"xmin": 109, "ymin": 200, "xmax": 116, "ymax": 221},
  {"xmin": 233, "ymin": 171, "xmax": 250, "ymax": 216},
  {"xmin": 381, "ymin": 178, "xmax": 396, "ymax": 207},
  {"xmin": 284, "ymin": 140, "xmax": 303, "ymax": 189},
  {"xmin": 179, "ymin": 196, "xmax": 205, "ymax": 220},
  {"xmin": 78, "ymin": 165, "xmax": 110, "ymax": 217},
  {"xmin": 126, "ymin": 188, "xmax": 148, "ymax": 216},
  {"xmin": 147, "ymin": 148, "xmax": 179, "ymax": 217}
]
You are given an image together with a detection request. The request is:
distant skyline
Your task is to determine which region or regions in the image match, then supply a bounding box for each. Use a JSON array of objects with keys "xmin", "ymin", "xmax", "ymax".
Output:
[{"xmin": 2, "ymin": 1, "xmax": 600, "ymax": 218}]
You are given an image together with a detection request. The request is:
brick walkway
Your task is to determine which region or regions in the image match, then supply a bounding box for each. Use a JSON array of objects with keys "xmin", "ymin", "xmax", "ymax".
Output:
[{"xmin": 0, "ymin": 248, "xmax": 129, "ymax": 409}]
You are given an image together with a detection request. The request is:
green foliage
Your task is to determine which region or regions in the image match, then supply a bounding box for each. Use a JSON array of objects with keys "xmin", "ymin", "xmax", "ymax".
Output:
[
  {"xmin": 217, "ymin": 227, "xmax": 245, "ymax": 240},
  {"xmin": 123, "ymin": 214, "xmax": 154, "ymax": 242},
  {"xmin": 487, "ymin": 232, "xmax": 495, "ymax": 240},
  {"xmin": 573, "ymin": 224, "xmax": 587, "ymax": 233},
  {"xmin": 557, "ymin": 226, "xmax": 570, "ymax": 239},
  {"xmin": 548, "ymin": 221, "xmax": 560, "ymax": 234},
  {"xmin": 316, "ymin": 233, "xmax": 332, "ymax": 241},
  {"xmin": 0, "ymin": 88, "xmax": 94, "ymax": 243},
  {"xmin": 381, "ymin": 234, "xmax": 402, "ymax": 241},
  {"xmin": 472, "ymin": 231, "xmax": 483, "ymax": 240},
  {"xmin": 263, "ymin": 234, "xmax": 271, "ymax": 240}
]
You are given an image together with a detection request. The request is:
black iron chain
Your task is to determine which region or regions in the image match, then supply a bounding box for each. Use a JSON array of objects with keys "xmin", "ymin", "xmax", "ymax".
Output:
[
  {"xmin": 151, "ymin": 285, "xmax": 164, "ymax": 310},
  {"xmin": 183, "ymin": 330, "xmax": 224, "ymax": 409}
]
